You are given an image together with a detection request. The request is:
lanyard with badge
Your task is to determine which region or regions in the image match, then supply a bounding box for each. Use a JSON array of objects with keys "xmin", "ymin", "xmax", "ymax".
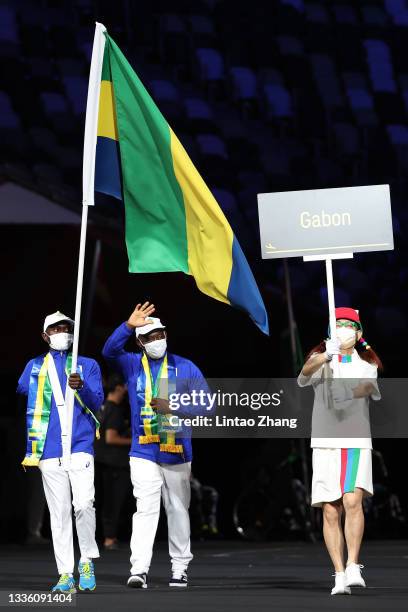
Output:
[{"xmin": 147, "ymin": 357, "xmax": 181, "ymax": 434}]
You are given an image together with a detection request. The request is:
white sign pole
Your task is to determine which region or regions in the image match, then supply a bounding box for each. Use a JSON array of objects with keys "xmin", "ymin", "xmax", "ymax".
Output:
[
  {"xmin": 304, "ymin": 253, "xmax": 353, "ymax": 378},
  {"xmin": 325, "ymin": 257, "xmax": 339, "ymax": 377},
  {"xmin": 62, "ymin": 23, "xmax": 106, "ymax": 470}
]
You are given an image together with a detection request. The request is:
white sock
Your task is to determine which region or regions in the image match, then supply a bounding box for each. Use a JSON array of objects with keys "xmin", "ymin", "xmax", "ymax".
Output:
[{"xmin": 80, "ymin": 557, "xmax": 91, "ymax": 563}]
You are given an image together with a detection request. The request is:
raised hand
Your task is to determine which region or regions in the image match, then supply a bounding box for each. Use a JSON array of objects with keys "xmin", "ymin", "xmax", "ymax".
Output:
[{"xmin": 127, "ymin": 302, "xmax": 156, "ymax": 329}]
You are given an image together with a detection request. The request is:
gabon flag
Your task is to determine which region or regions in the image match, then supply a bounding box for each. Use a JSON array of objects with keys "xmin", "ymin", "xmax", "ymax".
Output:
[{"xmin": 83, "ymin": 23, "xmax": 269, "ymax": 334}]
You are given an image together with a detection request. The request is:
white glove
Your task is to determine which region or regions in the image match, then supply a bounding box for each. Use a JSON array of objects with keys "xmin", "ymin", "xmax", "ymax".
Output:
[
  {"xmin": 331, "ymin": 381, "xmax": 354, "ymax": 403},
  {"xmin": 325, "ymin": 337, "xmax": 341, "ymax": 360}
]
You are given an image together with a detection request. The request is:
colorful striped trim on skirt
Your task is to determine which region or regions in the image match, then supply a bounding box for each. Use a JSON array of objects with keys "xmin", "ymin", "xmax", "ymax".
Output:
[{"xmin": 340, "ymin": 448, "xmax": 361, "ymax": 494}]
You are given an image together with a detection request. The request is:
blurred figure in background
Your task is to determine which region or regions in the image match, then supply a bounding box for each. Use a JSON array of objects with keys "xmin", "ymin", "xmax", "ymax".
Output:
[
  {"xmin": 190, "ymin": 474, "xmax": 219, "ymax": 538},
  {"xmin": 95, "ymin": 374, "xmax": 132, "ymax": 550},
  {"xmin": 25, "ymin": 469, "xmax": 47, "ymax": 545}
]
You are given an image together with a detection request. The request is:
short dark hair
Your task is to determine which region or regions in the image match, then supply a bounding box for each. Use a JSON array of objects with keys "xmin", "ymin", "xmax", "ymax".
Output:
[{"xmin": 105, "ymin": 373, "xmax": 125, "ymax": 393}]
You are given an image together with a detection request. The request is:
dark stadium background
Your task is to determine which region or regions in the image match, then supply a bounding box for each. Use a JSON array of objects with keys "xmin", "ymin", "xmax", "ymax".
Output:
[{"xmin": 1, "ymin": 0, "xmax": 407, "ymax": 542}]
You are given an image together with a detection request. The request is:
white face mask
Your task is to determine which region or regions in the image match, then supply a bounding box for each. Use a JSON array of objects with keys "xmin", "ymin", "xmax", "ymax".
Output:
[
  {"xmin": 48, "ymin": 332, "xmax": 73, "ymax": 351},
  {"xmin": 336, "ymin": 327, "xmax": 356, "ymax": 349},
  {"xmin": 144, "ymin": 338, "xmax": 167, "ymax": 359}
]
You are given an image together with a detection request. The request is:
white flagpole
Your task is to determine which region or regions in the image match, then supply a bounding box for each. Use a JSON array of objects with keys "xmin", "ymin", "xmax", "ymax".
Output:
[
  {"xmin": 62, "ymin": 22, "xmax": 107, "ymax": 470},
  {"xmin": 82, "ymin": 22, "xmax": 107, "ymax": 210}
]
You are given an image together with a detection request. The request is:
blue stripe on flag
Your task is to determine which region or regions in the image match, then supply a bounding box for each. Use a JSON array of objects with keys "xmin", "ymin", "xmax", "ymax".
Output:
[
  {"xmin": 228, "ymin": 237, "xmax": 269, "ymax": 334},
  {"xmin": 95, "ymin": 136, "xmax": 122, "ymax": 200}
]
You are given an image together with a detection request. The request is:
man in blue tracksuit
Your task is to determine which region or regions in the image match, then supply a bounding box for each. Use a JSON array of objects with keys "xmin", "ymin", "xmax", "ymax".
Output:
[
  {"xmin": 17, "ymin": 311, "xmax": 103, "ymax": 593},
  {"xmin": 102, "ymin": 301, "xmax": 212, "ymax": 589}
]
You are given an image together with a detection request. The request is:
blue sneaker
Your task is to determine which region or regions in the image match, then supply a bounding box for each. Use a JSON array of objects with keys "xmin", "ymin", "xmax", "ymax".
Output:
[
  {"xmin": 78, "ymin": 561, "xmax": 96, "ymax": 591},
  {"xmin": 52, "ymin": 574, "xmax": 76, "ymax": 593}
]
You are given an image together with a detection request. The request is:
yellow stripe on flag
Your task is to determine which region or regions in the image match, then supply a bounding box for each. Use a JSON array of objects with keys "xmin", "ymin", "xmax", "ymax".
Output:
[
  {"xmin": 98, "ymin": 81, "xmax": 119, "ymax": 140},
  {"xmin": 170, "ymin": 129, "xmax": 233, "ymax": 304}
]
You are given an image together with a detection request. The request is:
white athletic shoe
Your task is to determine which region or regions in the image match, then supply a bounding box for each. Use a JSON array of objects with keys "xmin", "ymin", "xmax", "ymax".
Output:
[
  {"xmin": 127, "ymin": 573, "xmax": 147, "ymax": 589},
  {"xmin": 345, "ymin": 563, "xmax": 366, "ymax": 587},
  {"xmin": 331, "ymin": 572, "xmax": 351, "ymax": 595},
  {"xmin": 169, "ymin": 572, "xmax": 188, "ymax": 587}
]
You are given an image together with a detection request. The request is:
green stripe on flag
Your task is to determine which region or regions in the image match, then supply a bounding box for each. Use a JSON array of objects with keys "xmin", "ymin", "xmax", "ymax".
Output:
[
  {"xmin": 101, "ymin": 41, "xmax": 112, "ymax": 81},
  {"xmin": 107, "ymin": 36, "xmax": 189, "ymax": 273}
]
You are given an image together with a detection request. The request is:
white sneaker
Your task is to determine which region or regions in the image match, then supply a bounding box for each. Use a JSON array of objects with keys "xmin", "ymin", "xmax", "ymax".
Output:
[
  {"xmin": 127, "ymin": 573, "xmax": 147, "ymax": 589},
  {"xmin": 331, "ymin": 572, "xmax": 351, "ymax": 595},
  {"xmin": 169, "ymin": 572, "xmax": 188, "ymax": 587},
  {"xmin": 345, "ymin": 563, "xmax": 366, "ymax": 587}
]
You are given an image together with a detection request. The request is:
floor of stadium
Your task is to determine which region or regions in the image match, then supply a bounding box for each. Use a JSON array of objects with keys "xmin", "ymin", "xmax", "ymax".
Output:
[{"xmin": 0, "ymin": 540, "xmax": 407, "ymax": 611}]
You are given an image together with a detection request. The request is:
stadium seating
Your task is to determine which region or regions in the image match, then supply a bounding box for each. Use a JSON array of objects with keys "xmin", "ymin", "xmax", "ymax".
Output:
[{"xmin": 1, "ymin": 0, "xmax": 408, "ymax": 360}]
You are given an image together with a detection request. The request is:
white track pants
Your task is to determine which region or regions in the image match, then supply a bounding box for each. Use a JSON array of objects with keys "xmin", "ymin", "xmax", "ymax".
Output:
[
  {"xmin": 39, "ymin": 452, "xmax": 99, "ymax": 574},
  {"xmin": 129, "ymin": 457, "xmax": 193, "ymax": 575}
]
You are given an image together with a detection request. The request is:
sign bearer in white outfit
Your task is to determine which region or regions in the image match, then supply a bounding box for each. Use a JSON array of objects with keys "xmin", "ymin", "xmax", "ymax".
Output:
[
  {"xmin": 17, "ymin": 312, "xmax": 104, "ymax": 593},
  {"xmin": 298, "ymin": 307, "xmax": 382, "ymax": 596},
  {"xmin": 102, "ymin": 302, "xmax": 213, "ymax": 589}
]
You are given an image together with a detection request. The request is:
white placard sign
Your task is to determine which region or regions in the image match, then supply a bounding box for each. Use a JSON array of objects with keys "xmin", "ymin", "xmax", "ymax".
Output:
[{"xmin": 258, "ymin": 185, "xmax": 394, "ymax": 259}]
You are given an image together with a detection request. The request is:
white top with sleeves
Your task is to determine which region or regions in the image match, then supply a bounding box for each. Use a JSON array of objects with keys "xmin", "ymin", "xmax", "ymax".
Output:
[{"xmin": 297, "ymin": 349, "xmax": 381, "ymax": 449}]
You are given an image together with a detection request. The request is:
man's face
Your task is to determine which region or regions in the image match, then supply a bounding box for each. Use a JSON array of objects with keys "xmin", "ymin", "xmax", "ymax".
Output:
[
  {"xmin": 42, "ymin": 321, "xmax": 73, "ymax": 344},
  {"xmin": 137, "ymin": 329, "xmax": 166, "ymax": 349}
]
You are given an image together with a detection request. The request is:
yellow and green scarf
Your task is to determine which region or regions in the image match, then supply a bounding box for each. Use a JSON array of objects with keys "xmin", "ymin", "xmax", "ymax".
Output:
[
  {"xmin": 137, "ymin": 353, "xmax": 183, "ymax": 454},
  {"xmin": 22, "ymin": 353, "xmax": 100, "ymax": 467}
]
